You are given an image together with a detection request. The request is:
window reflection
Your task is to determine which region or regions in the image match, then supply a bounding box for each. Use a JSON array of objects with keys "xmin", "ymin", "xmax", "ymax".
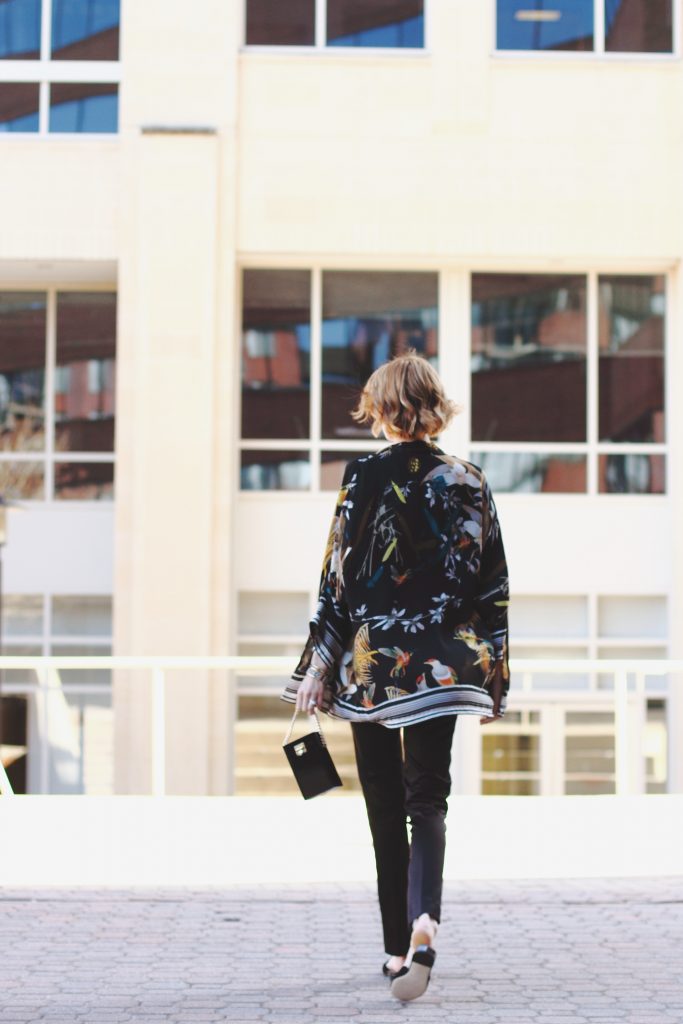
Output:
[
  {"xmin": 565, "ymin": 711, "xmax": 615, "ymax": 795},
  {"xmin": 4, "ymin": 595, "xmax": 43, "ymax": 637},
  {"xmin": 0, "ymin": 460, "xmax": 44, "ymax": 499},
  {"xmin": 496, "ymin": 0, "xmax": 593, "ymax": 51},
  {"xmin": 605, "ymin": 0, "xmax": 673, "ymax": 53},
  {"xmin": 0, "ymin": 0, "xmax": 41, "ymax": 59},
  {"xmin": 51, "ymin": 0, "xmax": 119, "ymax": 60},
  {"xmin": 55, "ymin": 292, "xmax": 116, "ymax": 453},
  {"xmin": 471, "ymin": 273, "xmax": 587, "ymax": 442},
  {"xmin": 245, "ymin": 0, "xmax": 315, "ymax": 45},
  {"xmin": 52, "ymin": 594, "xmax": 112, "ymax": 636},
  {"xmin": 240, "ymin": 450, "xmax": 310, "ymax": 490},
  {"xmin": 0, "ymin": 291, "xmax": 46, "ymax": 450},
  {"xmin": 598, "ymin": 452, "xmax": 665, "ymax": 494},
  {"xmin": 49, "ymin": 82, "xmax": 118, "ymax": 133},
  {"xmin": 0, "ymin": 83, "xmax": 39, "ymax": 131},
  {"xmin": 327, "ymin": 0, "xmax": 424, "ymax": 47},
  {"xmin": 598, "ymin": 275, "xmax": 665, "ymax": 443},
  {"xmin": 320, "ymin": 450, "xmax": 364, "ymax": 490},
  {"xmin": 470, "ymin": 451, "xmax": 586, "ymax": 493},
  {"xmin": 241, "ymin": 270, "xmax": 311, "ymax": 440},
  {"xmin": 322, "ymin": 271, "xmax": 438, "ymax": 440},
  {"xmin": 54, "ymin": 461, "xmax": 114, "ymax": 500}
]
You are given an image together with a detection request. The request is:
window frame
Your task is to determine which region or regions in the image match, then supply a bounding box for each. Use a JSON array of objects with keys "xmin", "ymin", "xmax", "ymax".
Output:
[
  {"xmin": 240, "ymin": 0, "xmax": 431, "ymax": 55},
  {"xmin": 0, "ymin": 0, "xmax": 120, "ymax": 137},
  {"xmin": 0, "ymin": 284, "xmax": 117, "ymax": 504},
  {"xmin": 468, "ymin": 268, "xmax": 669, "ymax": 496},
  {"xmin": 237, "ymin": 264, "xmax": 442, "ymax": 493},
  {"xmin": 491, "ymin": 0, "xmax": 681, "ymax": 61},
  {"xmin": 237, "ymin": 263, "xmax": 671, "ymax": 498}
]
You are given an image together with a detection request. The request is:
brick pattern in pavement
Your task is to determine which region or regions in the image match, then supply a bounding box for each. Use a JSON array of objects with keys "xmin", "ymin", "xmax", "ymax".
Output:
[{"xmin": 0, "ymin": 877, "xmax": 682, "ymax": 1023}]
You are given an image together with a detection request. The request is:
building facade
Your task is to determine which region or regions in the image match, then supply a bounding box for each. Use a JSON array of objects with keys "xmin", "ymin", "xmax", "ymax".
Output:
[{"xmin": 1, "ymin": 0, "xmax": 682, "ymax": 797}]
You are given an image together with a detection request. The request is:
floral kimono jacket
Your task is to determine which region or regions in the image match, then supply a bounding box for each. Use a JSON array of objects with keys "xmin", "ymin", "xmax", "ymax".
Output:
[{"xmin": 280, "ymin": 437, "xmax": 510, "ymax": 728}]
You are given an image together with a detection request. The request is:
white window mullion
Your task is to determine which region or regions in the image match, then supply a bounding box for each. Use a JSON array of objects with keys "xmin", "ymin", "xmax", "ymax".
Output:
[
  {"xmin": 587, "ymin": 590, "xmax": 599, "ymax": 691},
  {"xmin": 587, "ymin": 271, "xmax": 599, "ymax": 495},
  {"xmin": 45, "ymin": 288, "xmax": 57, "ymax": 502},
  {"xmin": 594, "ymin": 0, "xmax": 605, "ymax": 53},
  {"xmin": 38, "ymin": 80, "xmax": 49, "ymax": 135},
  {"xmin": 310, "ymin": 267, "xmax": 322, "ymax": 490},
  {"xmin": 41, "ymin": 0, "xmax": 51, "ymax": 61},
  {"xmin": 437, "ymin": 269, "xmax": 469, "ymax": 458},
  {"xmin": 315, "ymin": 0, "xmax": 327, "ymax": 48}
]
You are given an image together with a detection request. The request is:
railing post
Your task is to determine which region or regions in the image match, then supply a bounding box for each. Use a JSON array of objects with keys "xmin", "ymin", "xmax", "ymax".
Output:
[
  {"xmin": 632, "ymin": 673, "xmax": 646, "ymax": 796},
  {"xmin": 614, "ymin": 669, "xmax": 629, "ymax": 796},
  {"xmin": 151, "ymin": 667, "xmax": 166, "ymax": 797},
  {"xmin": 0, "ymin": 756, "xmax": 14, "ymax": 796}
]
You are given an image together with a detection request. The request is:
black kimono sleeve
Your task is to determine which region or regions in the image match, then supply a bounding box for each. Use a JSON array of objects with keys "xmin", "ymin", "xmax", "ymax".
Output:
[
  {"xmin": 280, "ymin": 459, "xmax": 357, "ymax": 708},
  {"xmin": 473, "ymin": 473, "xmax": 510, "ymax": 700}
]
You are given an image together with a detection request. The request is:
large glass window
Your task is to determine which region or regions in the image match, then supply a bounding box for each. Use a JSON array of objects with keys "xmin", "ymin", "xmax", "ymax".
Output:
[
  {"xmin": 0, "ymin": 82, "xmax": 40, "ymax": 132},
  {"xmin": 0, "ymin": 593, "xmax": 113, "ymax": 795},
  {"xmin": 241, "ymin": 270, "xmax": 310, "ymax": 440},
  {"xmin": 0, "ymin": 0, "xmax": 119, "ymax": 134},
  {"xmin": 245, "ymin": 0, "xmax": 315, "ymax": 45},
  {"xmin": 497, "ymin": 0, "xmax": 593, "ymax": 52},
  {"xmin": 49, "ymin": 81, "xmax": 118, "ymax": 133},
  {"xmin": 55, "ymin": 291, "xmax": 116, "ymax": 453},
  {"xmin": 496, "ymin": 1, "xmax": 675, "ymax": 54},
  {"xmin": 471, "ymin": 272, "xmax": 666, "ymax": 494},
  {"xmin": 244, "ymin": 0, "xmax": 424, "ymax": 48},
  {"xmin": 598, "ymin": 275, "xmax": 664, "ymax": 444},
  {"xmin": 471, "ymin": 273, "xmax": 587, "ymax": 443},
  {"xmin": 50, "ymin": 0, "xmax": 119, "ymax": 60},
  {"xmin": 0, "ymin": 291, "xmax": 46, "ymax": 451},
  {"xmin": 0, "ymin": 0, "xmax": 41, "ymax": 60},
  {"xmin": 327, "ymin": 0, "xmax": 424, "ymax": 47},
  {"xmin": 239, "ymin": 268, "xmax": 439, "ymax": 491},
  {"xmin": 0, "ymin": 288, "xmax": 116, "ymax": 501},
  {"xmin": 322, "ymin": 271, "xmax": 437, "ymax": 440},
  {"xmin": 605, "ymin": 0, "xmax": 673, "ymax": 53}
]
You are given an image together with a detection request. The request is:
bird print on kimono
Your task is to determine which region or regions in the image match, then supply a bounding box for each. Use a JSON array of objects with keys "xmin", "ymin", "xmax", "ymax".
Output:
[
  {"xmin": 424, "ymin": 659, "xmax": 459, "ymax": 686},
  {"xmin": 281, "ymin": 436, "xmax": 511, "ymax": 728}
]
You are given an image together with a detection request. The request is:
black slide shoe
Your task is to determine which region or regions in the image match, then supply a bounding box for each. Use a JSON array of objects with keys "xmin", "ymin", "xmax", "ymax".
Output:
[
  {"xmin": 390, "ymin": 944, "xmax": 436, "ymax": 1001},
  {"xmin": 382, "ymin": 959, "xmax": 406, "ymax": 980}
]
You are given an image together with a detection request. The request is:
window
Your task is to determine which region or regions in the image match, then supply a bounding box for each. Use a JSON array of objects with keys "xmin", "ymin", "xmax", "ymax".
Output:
[
  {"xmin": 0, "ymin": 593, "xmax": 113, "ymax": 794},
  {"xmin": 470, "ymin": 272, "xmax": 666, "ymax": 494},
  {"xmin": 496, "ymin": 1, "xmax": 675, "ymax": 55},
  {"xmin": 244, "ymin": 0, "xmax": 425, "ymax": 48},
  {"xmin": 240, "ymin": 269, "xmax": 438, "ymax": 491},
  {"xmin": 0, "ymin": 0, "xmax": 119, "ymax": 134},
  {"xmin": 0, "ymin": 288, "xmax": 116, "ymax": 501}
]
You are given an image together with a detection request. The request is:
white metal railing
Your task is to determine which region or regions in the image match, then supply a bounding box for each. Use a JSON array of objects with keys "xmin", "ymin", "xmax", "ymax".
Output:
[{"xmin": 0, "ymin": 655, "xmax": 678, "ymax": 798}]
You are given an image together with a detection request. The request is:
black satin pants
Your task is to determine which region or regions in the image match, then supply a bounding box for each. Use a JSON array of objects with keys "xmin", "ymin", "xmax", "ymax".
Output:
[{"xmin": 350, "ymin": 713, "xmax": 458, "ymax": 956}]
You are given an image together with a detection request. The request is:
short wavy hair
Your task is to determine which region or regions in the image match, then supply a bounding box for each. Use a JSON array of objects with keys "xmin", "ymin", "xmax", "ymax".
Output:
[{"xmin": 351, "ymin": 350, "xmax": 461, "ymax": 440}]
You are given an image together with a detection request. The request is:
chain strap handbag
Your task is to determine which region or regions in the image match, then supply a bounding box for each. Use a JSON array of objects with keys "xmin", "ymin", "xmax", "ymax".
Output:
[{"xmin": 282, "ymin": 706, "xmax": 343, "ymax": 799}]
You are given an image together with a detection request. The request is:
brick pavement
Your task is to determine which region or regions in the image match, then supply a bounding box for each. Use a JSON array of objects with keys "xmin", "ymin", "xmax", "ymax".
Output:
[{"xmin": 0, "ymin": 877, "xmax": 682, "ymax": 1024}]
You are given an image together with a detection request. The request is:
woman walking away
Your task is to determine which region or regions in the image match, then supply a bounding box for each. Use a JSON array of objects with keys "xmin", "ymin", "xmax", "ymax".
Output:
[{"xmin": 281, "ymin": 350, "xmax": 510, "ymax": 1002}]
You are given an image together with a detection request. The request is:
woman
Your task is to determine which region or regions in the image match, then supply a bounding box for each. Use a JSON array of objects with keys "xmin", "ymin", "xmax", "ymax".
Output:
[{"xmin": 280, "ymin": 351, "xmax": 510, "ymax": 1002}]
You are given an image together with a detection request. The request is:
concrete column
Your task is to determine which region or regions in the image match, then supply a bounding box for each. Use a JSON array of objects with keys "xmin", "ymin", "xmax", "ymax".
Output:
[{"xmin": 113, "ymin": 2, "xmax": 239, "ymax": 794}]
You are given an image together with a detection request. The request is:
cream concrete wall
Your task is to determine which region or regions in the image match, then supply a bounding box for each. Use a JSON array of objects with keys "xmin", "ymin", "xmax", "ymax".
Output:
[{"xmin": 0, "ymin": 141, "xmax": 119, "ymax": 260}]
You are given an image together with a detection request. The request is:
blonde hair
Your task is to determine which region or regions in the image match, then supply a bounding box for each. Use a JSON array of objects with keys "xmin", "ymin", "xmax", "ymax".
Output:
[{"xmin": 351, "ymin": 350, "xmax": 461, "ymax": 440}]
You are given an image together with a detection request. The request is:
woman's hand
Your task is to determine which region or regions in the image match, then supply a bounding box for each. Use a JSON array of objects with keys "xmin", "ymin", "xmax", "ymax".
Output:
[
  {"xmin": 295, "ymin": 670, "xmax": 325, "ymax": 714},
  {"xmin": 480, "ymin": 663, "xmax": 505, "ymax": 725}
]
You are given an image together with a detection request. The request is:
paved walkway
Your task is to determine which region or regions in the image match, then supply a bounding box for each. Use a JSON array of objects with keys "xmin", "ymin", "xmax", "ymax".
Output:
[{"xmin": 1, "ymin": 877, "xmax": 682, "ymax": 1023}]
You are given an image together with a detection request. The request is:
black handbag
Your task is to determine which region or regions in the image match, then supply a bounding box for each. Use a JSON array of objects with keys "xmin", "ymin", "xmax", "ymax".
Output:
[{"xmin": 282, "ymin": 706, "xmax": 343, "ymax": 799}]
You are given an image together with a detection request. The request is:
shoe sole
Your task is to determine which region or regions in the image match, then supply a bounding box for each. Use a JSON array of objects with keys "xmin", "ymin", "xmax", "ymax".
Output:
[{"xmin": 390, "ymin": 946, "xmax": 435, "ymax": 1001}]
